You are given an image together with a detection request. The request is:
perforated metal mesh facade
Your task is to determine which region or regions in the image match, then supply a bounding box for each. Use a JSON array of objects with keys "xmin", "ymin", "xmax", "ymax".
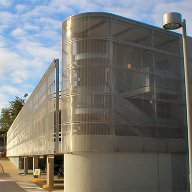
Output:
[
  {"xmin": 61, "ymin": 12, "xmax": 188, "ymax": 153},
  {"xmin": 7, "ymin": 60, "xmax": 56, "ymax": 157},
  {"xmin": 6, "ymin": 12, "xmax": 190, "ymax": 156}
]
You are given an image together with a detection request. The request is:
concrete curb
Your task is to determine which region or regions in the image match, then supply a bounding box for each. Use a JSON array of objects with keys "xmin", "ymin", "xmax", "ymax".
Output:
[
  {"xmin": 43, "ymin": 184, "xmax": 64, "ymax": 189},
  {"xmin": 32, "ymin": 179, "xmax": 46, "ymax": 183},
  {"xmin": 33, "ymin": 179, "xmax": 64, "ymax": 183}
]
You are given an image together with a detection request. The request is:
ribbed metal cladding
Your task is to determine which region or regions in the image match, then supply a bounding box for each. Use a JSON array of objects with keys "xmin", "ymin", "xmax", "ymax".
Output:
[
  {"xmin": 6, "ymin": 12, "xmax": 188, "ymax": 156},
  {"xmin": 61, "ymin": 13, "xmax": 115, "ymax": 152},
  {"xmin": 61, "ymin": 12, "xmax": 188, "ymax": 153},
  {"xmin": 7, "ymin": 60, "xmax": 56, "ymax": 157}
]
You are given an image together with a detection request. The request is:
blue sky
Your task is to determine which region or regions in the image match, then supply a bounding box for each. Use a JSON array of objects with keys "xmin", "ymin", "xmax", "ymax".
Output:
[{"xmin": 0, "ymin": 0, "xmax": 191, "ymax": 111}]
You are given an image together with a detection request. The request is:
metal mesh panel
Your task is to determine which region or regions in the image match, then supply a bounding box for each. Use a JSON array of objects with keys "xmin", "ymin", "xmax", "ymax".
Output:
[
  {"xmin": 7, "ymin": 60, "xmax": 56, "ymax": 157},
  {"xmin": 61, "ymin": 13, "xmax": 188, "ymax": 153}
]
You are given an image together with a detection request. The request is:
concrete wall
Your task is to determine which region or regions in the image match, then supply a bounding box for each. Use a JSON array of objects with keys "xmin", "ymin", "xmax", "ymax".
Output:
[
  {"xmin": 64, "ymin": 152, "xmax": 188, "ymax": 192},
  {"xmin": 9, "ymin": 157, "xmax": 20, "ymax": 169}
]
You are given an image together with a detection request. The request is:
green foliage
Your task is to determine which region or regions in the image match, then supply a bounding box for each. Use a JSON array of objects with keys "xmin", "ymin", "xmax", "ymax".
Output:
[
  {"xmin": 0, "ymin": 108, "xmax": 12, "ymax": 133},
  {"xmin": 0, "ymin": 96, "xmax": 25, "ymax": 133},
  {"xmin": 9, "ymin": 96, "xmax": 25, "ymax": 120}
]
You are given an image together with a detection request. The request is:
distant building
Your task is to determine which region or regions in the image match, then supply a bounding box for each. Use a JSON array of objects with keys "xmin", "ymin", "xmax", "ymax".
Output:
[{"xmin": 7, "ymin": 12, "xmax": 192, "ymax": 192}]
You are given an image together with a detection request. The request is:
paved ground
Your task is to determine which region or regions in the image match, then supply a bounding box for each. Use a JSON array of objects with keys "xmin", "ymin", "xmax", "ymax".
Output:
[{"xmin": 0, "ymin": 157, "xmax": 64, "ymax": 192}]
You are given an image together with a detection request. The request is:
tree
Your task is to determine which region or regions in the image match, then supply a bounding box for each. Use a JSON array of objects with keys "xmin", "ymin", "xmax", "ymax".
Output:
[
  {"xmin": 9, "ymin": 96, "xmax": 25, "ymax": 120},
  {"xmin": 0, "ymin": 108, "xmax": 12, "ymax": 132},
  {"xmin": 0, "ymin": 96, "xmax": 25, "ymax": 134},
  {"xmin": 0, "ymin": 107, "xmax": 12, "ymax": 145}
]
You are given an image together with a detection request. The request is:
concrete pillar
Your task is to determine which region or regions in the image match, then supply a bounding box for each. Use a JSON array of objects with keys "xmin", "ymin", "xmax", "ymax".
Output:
[
  {"xmin": 46, "ymin": 155, "xmax": 54, "ymax": 186},
  {"xmin": 24, "ymin": 157, "xmax": 28, "ymax": 175},
  {"xmin": 64, "ymin": 152, "xmax": 115, "ymax": 192},
  {"xmin": 33, "ymin": 156, "xmax": 39, "ymax": 173},
  {"xmin": 64, "ymin": 152, "xmax": 173, "ymax": 192},
  {"xmin": 19, "ymin": 157, "xmax": 22, "ymax": 170}
]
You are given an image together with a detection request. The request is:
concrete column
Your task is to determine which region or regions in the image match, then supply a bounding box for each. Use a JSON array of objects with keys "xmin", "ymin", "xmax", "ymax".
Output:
[
  {"xmin": 64, "ymin": 152, "xmax": 115, "ymax": 192},
  {"xmin": 19, "ymin": 157, "xmax": 22, "ymax": 170},
  {"xmin": 24, "ymin": 157, "xmax": 28, "ymax": 175},
  {"xmin": 33, "ymin": 156, "xmax": 39, "ymax": 173},
  {"xmin": 47, "ymin": 155, "xmax": 54, "ymax": 186},
  {"xmin": 64, "ymin": 152, "xmax": 173, "ymax": 192}
]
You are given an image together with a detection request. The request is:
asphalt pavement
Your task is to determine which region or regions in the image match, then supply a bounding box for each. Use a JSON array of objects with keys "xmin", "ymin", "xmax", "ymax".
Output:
[{"xmin": 0, "ymin": 157, "xmax": 64, "ymax": 192}]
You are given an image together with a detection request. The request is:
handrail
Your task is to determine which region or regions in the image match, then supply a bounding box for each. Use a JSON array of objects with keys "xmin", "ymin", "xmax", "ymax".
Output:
[{"xmin": 0, "ymin": 163, "xmax": 4, "ymax": 173}]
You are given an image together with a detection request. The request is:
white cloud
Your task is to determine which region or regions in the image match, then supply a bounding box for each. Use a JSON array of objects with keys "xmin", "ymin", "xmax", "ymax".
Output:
[
  {"xmin": 151, "ymin": 0, "xmax": 192, "ymax": 35},
  {"xmin": 15, "ymin": 4, "xmax": 28, "ymax": 13},
  {"xmin": 0, "ymin": 85, "xmax": 24, "ymax": 96},
  {"xmin": 0, "ymin": 11, "xmax": 15, "ymax": 25},
  {"xmin": 35, "ymin": 17, "xmax": 61, "ymax": 29},
  {"xmin": 0, "ymin": 35, "xmax": 6, "ymax": 47},
  {"xmin": 0, "ymin": 0, "xmax": 13, "ymax": 7},
  {"xmin": 24, "ymin": 23, "xmax": 41, "ymax": 31},
  {"xmin": 40, "ymin": 0, "xmax": 75, "ymax": 15},
  {"xmin": 0, "ymin": 12, "xmax": 16, "ymax": 35},
  {"xmin": 11, "ymin": 70, "xmax": 29, "ymax": 84},
  {"xmin": 21, "ymin": 84, "xmax": 35, "ymax": 89},
  {"xmin": 20, "ymin": 4, "xmax": 64, "ymax": 21},
  {"xmin": 0, "ymin": 93, "xmax": 9, "ymax": 109},
  {"xmin": 13, "ymin": 38, "xmax": 61, "ymax": 62},
  {"xmin": 11, "ymin": 28, "xmax": 27, "ymax": 38},
  {"xmin": 0, "ymin": 47, "xmax": 21, "ymax": 77}
]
